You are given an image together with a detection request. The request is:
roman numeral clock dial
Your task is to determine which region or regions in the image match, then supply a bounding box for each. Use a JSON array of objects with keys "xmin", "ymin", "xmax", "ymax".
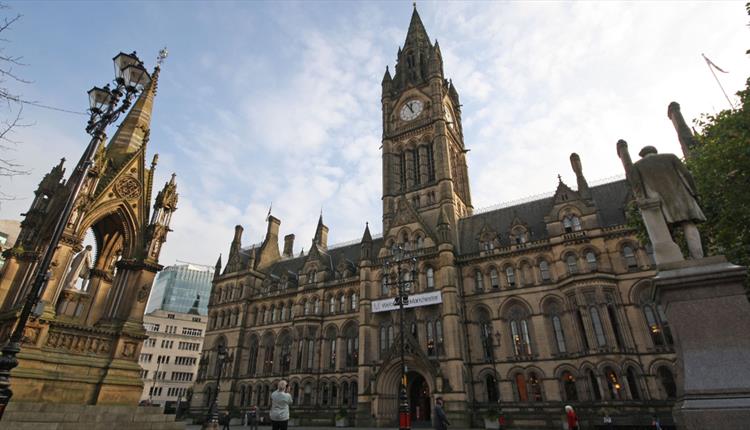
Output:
[{"xmin": 399, "ymin": 99, "xmax": 423, "ymax": 121}]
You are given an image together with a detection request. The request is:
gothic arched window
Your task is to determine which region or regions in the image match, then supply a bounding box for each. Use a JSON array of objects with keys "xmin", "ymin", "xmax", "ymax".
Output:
[
  {"xmin": 626, "ymin": 367, "xmax": 641, "ymax": 400},
  {"xmin": 508, "ymin": 306, "xmax": 532, "ymax": 356},
  {"xmin": 588, "ymin": 369, "xmax": 602, "ymax": 400},
  {"xmin": 478, "ymin": 309, "xmax": 493, "ymax": 361},
  {"xmin": 566, "ymin": 254, "xmax": 579, "ymax": 275},
  {"xmin": 489, "ymin": 268, "xmax": 499, "ymax": 289},
  {"xmin": 351, "ymin": 293, "xmax": 358, "ymax": 311},
  {"xmin": 485, "ymin": 374, "xmax": 499, "ymax": 403},
  {"xmin": 426, "ymin": 267, "xmax": 435, "ymax": 289},
  {"xmin": 505, "ymin": 266, "xmax": 516, "ymax": 287},
  {"xmin": 474, "ymin": 269, "xmax": 484, "ymax": 292},
  {"xmin": 561, "ymin": 371, "xmax": 577, "ymax": 401},
  {"xmin": 590, "ymin": 307, "xmax": 607, "ymax": 346},
  {"xmin": 528, "ymin": 372, "xmax": 543, "ymax": 401},
  {"xmin": 622, "ymin": 245, "xmax": 637, "ymax": 270},
  {"xmin": 585, "ymin": 251, "xmax": 598, "ymax": 271},
  {"xmin": 552, "ymin": 314, "xmax": 566, "ymax": 354},
  {"xmin": 657, "ymin": 366, "xmax": 677, "ymax": 399},
  {"xmin": 539, "ymin": 260, "xmax": 551, "ymax": 282}
]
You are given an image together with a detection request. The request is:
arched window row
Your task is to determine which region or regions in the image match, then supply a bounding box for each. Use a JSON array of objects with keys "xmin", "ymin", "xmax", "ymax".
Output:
[
  {"xmin": 555, "ymin": 363, "xmax": 675, "ymax": 402},
  {"xmin": 209, "ymin": 307, "xmax": 242, "ymax": 330},
  {"xmin": 469, "ymin": 259, "xmax": 556, "ymax": 293}
]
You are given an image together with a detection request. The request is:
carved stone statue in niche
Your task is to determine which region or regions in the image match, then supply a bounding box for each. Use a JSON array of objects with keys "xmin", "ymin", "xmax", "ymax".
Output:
[
  {"xmin": 617, "ymin": 140, "xmax": 706, "ymax": 263},
  {"xmin": 63, "ymin": 245, "xmax": 93, "ymax": 291}
]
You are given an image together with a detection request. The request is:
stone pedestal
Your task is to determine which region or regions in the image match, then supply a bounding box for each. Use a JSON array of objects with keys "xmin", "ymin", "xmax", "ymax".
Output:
[{"xmin": 655, "ymin": 256, "xmax": 750, "ymax": 430}]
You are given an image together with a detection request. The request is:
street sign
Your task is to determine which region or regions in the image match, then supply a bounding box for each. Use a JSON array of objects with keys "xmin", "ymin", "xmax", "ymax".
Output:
[{"xmin": 372, "ymin": 291, "xmax": 442, "ymax": 313}]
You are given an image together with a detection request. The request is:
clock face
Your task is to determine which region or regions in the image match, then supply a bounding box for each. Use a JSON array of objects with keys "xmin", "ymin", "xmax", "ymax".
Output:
[{"xmin": 399, "ymin": 99, "xmax": 423, "ymax": 121}]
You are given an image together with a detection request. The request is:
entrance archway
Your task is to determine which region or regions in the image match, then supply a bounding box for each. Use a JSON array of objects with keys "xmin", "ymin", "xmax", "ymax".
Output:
[{"xmin": 408, "ymin": 371, "xmax": 431, "ymax": 426}]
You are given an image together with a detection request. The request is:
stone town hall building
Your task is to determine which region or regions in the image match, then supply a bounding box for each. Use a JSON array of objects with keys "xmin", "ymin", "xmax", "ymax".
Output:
[{"xmin": 192, "ymin": 8, "xmax": 678, "ymax": 428}]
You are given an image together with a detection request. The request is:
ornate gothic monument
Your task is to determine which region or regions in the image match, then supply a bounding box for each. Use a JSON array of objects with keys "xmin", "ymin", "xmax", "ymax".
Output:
[
  {"xmin": 191, "ymin": 7, "xmax": 684, "ymax": 429},
  {"xmin": 0, "ymin": 63, "xmax": 177, "ymax": 406}
]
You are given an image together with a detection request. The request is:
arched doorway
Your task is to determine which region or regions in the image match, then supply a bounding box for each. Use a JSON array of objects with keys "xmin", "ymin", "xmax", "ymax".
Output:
[{"xmin": 408, "ymin": 371, "xmax": 431, "ymax": 426}]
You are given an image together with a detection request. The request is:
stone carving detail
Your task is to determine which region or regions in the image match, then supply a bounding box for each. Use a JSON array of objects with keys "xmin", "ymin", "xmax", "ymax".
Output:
[
  {"xmin": 45, "ymin": 330, "xmax": 112, "ymax": 355},
  {"xmin": 617, "ymin": 140, "xmax": 705, "ymax": 264},
  {"xmin": 115, "ymin": 175, "xmax": 142, "ymax": 200},
  {"xmin": 122, "ymin": 341, "xmax": 137, "ymax": 358},
  {"xmin": 22, "ymin": 326, "xmax": 41, "ymax": 345},
  {"xmin": 137, "ymin": 284, "xmax": 150, "ymax": 303}
]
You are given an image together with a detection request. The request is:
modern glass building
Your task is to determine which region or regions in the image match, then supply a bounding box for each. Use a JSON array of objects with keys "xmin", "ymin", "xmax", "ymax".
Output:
[{"xmin": 146, "ymin": 263, "xmax": 214, "ymax": 315}]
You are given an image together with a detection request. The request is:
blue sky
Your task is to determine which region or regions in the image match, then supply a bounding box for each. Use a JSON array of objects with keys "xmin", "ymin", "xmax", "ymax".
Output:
[{"xmin": 1, "ymin": 1, "xmax": 748, "ymax": 267}]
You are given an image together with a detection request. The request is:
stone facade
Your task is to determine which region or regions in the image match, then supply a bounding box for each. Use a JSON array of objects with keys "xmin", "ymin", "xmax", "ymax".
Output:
[
  {"xmin": 190, "ymin": 8, "xmax": 678, "ymax": 429},
  {"xmin": 0, "ymin": 64, "xmax": 177, "ymax": 405}
]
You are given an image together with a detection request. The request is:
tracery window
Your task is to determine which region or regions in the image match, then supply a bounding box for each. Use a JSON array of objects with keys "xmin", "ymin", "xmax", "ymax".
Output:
[{"xmin": 508, "ymin": 306, "xmax": 532, "ymax": 356}]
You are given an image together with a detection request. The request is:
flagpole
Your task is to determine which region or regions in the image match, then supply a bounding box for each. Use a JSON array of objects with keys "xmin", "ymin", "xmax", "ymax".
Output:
[{"xmin": 702, "ymin": 53, "xmax": 735, "ymax": 110}]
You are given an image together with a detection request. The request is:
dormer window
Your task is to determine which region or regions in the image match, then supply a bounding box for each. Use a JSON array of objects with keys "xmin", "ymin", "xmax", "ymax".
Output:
[
  {"xmin": 511, "ymin": 227, "xmax": 528, "ymax": 244},
  {"xmin": 562, "ymin": 215, "xmax": 582, "ymax": 233}
]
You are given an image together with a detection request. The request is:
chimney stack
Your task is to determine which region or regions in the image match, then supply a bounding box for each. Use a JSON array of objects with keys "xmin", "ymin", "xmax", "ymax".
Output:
[{"xmin": 283, "ymin": 234, "xmax": 295, "ymax": 257}]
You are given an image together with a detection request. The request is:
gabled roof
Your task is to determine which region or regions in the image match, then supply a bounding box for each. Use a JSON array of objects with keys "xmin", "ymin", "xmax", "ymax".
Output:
[{"xmin": 457, "ymin": 180, "xmax": 630, "ymax": 254}]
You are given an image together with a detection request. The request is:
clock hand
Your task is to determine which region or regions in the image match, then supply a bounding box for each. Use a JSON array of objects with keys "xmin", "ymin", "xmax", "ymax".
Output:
[{"xmin": 407, "ymin": 103, "xmax": 414, "ymax": 114}]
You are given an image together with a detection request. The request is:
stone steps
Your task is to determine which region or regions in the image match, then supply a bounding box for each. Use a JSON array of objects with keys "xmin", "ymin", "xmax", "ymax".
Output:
[{"xmin": 0, "ymin": 402, "xmax": 186, "ymax": 430}]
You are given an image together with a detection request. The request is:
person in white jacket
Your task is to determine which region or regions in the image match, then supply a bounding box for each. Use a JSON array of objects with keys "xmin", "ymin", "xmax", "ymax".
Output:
[{"xmin": 270, "ymin": 380, "xmax": 293, "ymax": 430}]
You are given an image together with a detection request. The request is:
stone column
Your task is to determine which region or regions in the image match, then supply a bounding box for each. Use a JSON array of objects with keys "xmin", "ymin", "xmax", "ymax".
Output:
[{"xmin": 655, "ymin": 256, "xmax": 750, "ymax": 430}]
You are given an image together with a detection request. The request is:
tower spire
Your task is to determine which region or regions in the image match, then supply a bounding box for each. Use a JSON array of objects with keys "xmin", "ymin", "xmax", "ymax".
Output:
[{"xmin": 106, "ymin": 65, "xmax": 160, "ymax": 166}]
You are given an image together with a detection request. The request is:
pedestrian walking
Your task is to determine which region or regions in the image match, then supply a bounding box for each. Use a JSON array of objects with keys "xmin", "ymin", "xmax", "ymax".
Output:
[
  {"xmin": 603, "ymin": 412, "xmax": 613, "ymax": 430},
  {"xmin": 652, "ymin": 415, "xmax": 663, "ymax": 430},
  {"xmin": 270, "ymin": 380, "xmax": 293, "ymax": 430},
  {"xmin": 246, "ymin": 405, "xmax": 258, "ymax": 430},
  {"xmin": 433, "ymin": 397, "xmax": 450, "ymax": 430},
  {"xmin": 220, "ymin": 410, "xmax": 231, "ymax": 430},
  {"xmin": 565, "ymin": 405, "xmax": 579, "ymax": 430}
]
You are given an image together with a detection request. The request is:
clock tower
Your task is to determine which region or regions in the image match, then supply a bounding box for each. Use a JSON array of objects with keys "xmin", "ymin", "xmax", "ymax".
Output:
[{"xmin": 381, "ymin": 5, "xmax": 471, "ymax": 247}]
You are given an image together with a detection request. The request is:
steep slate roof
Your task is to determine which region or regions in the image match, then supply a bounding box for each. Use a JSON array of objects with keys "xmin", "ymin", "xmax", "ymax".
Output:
[
  {"xmin": 258, "ymin": 238, "xmax": 385, "ymax": 281},
  {"xmin": 458, "ymin": 180, "xmax": 630, "ymax": 255}
]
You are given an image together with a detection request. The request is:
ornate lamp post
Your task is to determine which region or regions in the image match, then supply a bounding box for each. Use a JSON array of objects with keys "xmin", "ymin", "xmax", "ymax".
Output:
[
  {"xmin": 204, "ymin": 344, "xmax": 229, "ymax": 430},
  {"xmin": 0, "ymin": 49, "xmax": 163, "ymax": 421},
  {"xmin": 382, "ymin": 245, "xmax": 417, "ymax": 430}
]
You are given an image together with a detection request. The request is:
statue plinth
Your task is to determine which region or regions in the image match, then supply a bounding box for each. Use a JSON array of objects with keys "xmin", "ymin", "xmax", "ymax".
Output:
[{"xmin": 655, "ymin": 256, "xmax": 750, "ymax": 430}]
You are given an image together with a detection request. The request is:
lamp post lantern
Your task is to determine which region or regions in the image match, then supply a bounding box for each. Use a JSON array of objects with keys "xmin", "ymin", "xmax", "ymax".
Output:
[
  {"xmin": 0, "ymin": 50, "xmax": 158, "ymax": 421},
  {"xmin": 382, "ymin": 245, "xmax": 417, "ymax": 430},
  {"xmin": 204, "ymin": 344, "xmax": 230, "ymax": 430}
]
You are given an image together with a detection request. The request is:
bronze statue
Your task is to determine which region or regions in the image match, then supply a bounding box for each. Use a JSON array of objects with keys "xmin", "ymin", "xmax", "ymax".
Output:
[{"xmin": 617, "ymin": 140, "xmax": 705, "ymax": 263}]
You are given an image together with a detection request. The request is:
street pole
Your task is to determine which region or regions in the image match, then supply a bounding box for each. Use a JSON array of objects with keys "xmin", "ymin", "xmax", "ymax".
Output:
[
  {"xmin": 0, "ymin": 50, "xmax": 157, "ymax": 421},
  {"xmin": 383, "ymin": 245, "xmax": 416, "ymax": 430},
  {"xmin": 204, "ymin": 344, "xmax": 228, "ymax": 430},
  {"xmin": 150, "ymin": 360, "xmax": 163, "ymax": 404}
]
